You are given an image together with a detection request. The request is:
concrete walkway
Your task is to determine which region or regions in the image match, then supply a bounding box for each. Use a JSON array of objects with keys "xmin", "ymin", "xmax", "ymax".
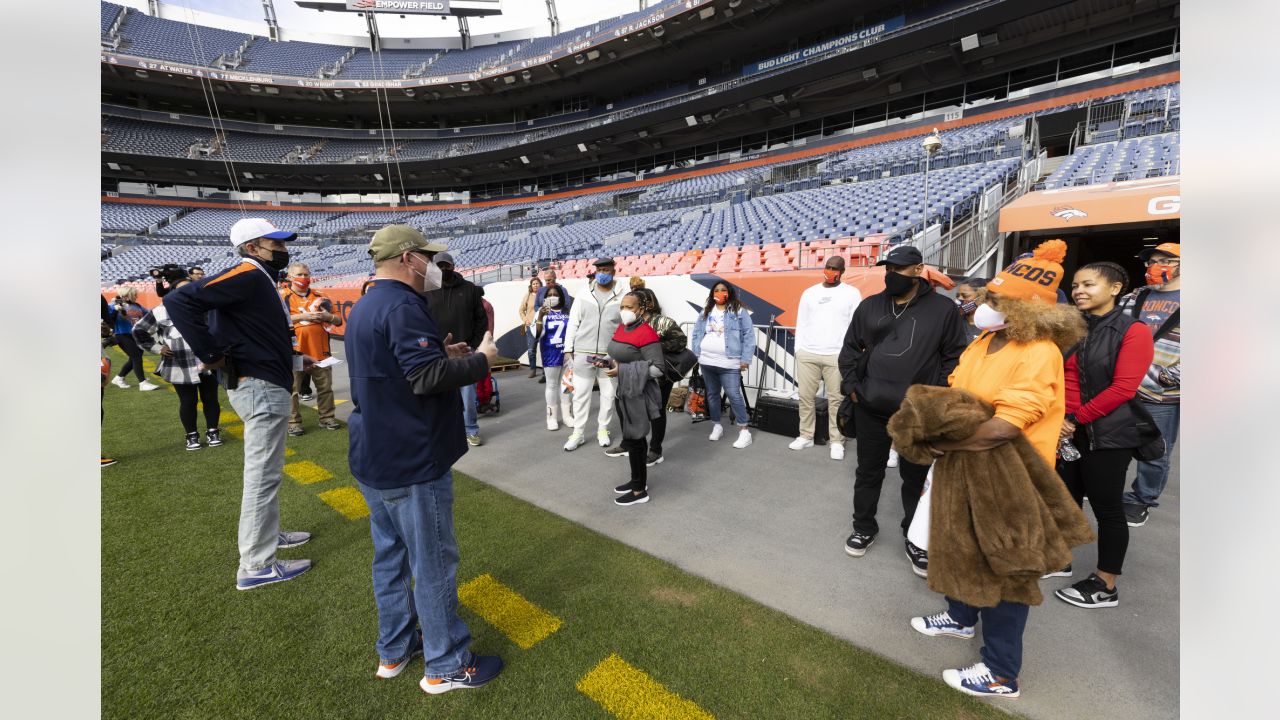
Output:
[{"xmin": 326, "ymin": 348, "xmax": 1178, "ymax": 720}]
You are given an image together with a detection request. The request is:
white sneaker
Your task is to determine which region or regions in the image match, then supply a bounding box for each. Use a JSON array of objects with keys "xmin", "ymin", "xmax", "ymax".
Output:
[
  {"xmin": 708, "ymin": 423, "xmax": 724, "ymax": 442},
  {"xmin": 732, "ymin": 428, "xmax": 753, "ymax": 449},
  {"xmin": 830, "ymin": 442, "xmax": 845, "ymax": 460},
  {"xmin": 545, "ymin": 407, "xmax": 558, "ymax": 431},
  {"xmin": 597, "ymin": 428, "xmax": 611, "ymax": 447},
  {"xmin": 138, "ymin": 380, "xmax": 161, "ymax": 391},
  {"xmin": 563, "ymin": 432, "xmax": 585, "ymax": 451},
  {"xmin": 788, "ymin": 436, "xmax": 814, "ymax": 451},
  {"xmin": 887, "ymin": 449, "xmax": 900, "ymax": 468},
  {"xmin": 111, "ymin": 376, "xmax": 130, "ymax": 389}
]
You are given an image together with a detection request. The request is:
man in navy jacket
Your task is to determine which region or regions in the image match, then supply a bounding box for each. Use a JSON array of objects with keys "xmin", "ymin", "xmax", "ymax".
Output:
[
  {"xmin": 346, "ymin": 225, "xmax": 504, "ymax": 693},
  {"xmin": 165, "ymin": 218, "xmax": 314, "ymax": 591}
]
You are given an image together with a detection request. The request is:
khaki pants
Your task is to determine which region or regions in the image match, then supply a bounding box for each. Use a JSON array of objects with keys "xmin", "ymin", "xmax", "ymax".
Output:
[
  {"xmin": 795, "ymin": 349, "xmax": 843, "ymax": 443},
  {"xmin": 291, "ymin": 365, "xmax": 335, "ymax": 426}
]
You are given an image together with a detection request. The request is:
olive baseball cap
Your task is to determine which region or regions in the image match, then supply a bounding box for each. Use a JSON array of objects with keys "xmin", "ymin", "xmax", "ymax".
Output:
[{"xmin": 367, "ymin": 225, "xmax": 448, "ymax": 262}]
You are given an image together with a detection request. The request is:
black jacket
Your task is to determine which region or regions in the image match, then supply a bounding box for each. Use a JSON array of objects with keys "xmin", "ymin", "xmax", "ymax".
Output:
[
  {"xmin": 1068, "ymin": 307, "xmax": 1145, "ymax": 451},
  {"xmin": 838, "ymin": 277, "xmax": 969, "ymax": 416},
  {"xmin": 424, "ymin": 272, "xmax": 487, "ymax": 350}
]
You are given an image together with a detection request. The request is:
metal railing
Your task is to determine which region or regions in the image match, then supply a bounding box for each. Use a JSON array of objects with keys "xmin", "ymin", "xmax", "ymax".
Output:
[{"xmin": 675, "ymin": 322, "xmax": 805, "ymax": 399}]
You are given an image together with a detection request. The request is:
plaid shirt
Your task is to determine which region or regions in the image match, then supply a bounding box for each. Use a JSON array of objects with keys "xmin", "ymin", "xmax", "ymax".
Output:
[{"xmin": 132, "ymin": 305, "xmax": 206, "ymax": 385}]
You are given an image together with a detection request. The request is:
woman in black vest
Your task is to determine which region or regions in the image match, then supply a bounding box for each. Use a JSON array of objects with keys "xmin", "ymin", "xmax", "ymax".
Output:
[{"xmin": 1053, "ymin": 262, "xmax": 1154, "ymax": 609}]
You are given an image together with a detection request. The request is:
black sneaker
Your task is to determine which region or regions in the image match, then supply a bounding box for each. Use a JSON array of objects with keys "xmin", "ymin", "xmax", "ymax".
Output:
[
  {"xmin": 1124, "ymin": 503, "xmax": 1149, "ymax": 527},
  {"xmin": 905, "ymin": 539, "xmax": 929, "ymax": 577},
  {"xmin": 288, "ymin": 425, "xmax": 305, "ymax": 437},
  {"xmin": 614, "ymin": 482, "xmax": 644, "ymax": 495},
  {"xmin": 1055, "ymin": 573, "xmax": 1119, "ymax": 609},
  {"xmin": 603, "ymin": 444, "xmax": 629, "ymax": 458},
  {"xmin": 615, "ymin": 490, "xmax": 650, "ymax": 506},
  {"xmin": 645, "ymin": 451, "xmax": 664, "ymax": 467},
  {"xmin": 185, "ymin": 432, "xmax": 202, "ymax": 451},
  {"xmin": 844, "ymin": 531, "xmax": 875, "ymax": 557},
  {"xmin": 1041, "ymin": 563, "xmax": 1072, "ymax": 579},
  {"xmin": 299, "ymin": 393, "xmax": 315, "ymax": 402},
  {"xmin": 206, "ymin": 428, "xmax": 223, "ymax": 447}
]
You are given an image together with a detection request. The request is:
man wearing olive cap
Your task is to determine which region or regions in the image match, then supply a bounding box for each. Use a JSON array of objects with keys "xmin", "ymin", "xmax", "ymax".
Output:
[{"xmin": 345, "ymin": 225, "xmax": 505, "ymax": 693}]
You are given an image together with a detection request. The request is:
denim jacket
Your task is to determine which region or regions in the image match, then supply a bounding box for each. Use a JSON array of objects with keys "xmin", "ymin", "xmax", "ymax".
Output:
[{"xmin": 691, "ymin": 306, "xmax": 756, "ymax": 364}]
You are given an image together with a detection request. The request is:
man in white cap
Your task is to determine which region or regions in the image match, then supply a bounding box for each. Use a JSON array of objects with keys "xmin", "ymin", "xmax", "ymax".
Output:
[{"xmin": 165, "ymin": 218, "xmax": 314, "ymax": 590}]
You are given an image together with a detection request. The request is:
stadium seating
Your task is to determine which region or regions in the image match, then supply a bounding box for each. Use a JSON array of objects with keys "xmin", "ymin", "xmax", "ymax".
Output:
[
  {"xmin": 102, "ymin": 203, "xmax": 186, "ymax": 233},
  {"xmin": 115, "ymin": 7, "xmax": 249, "ymax": 66},
  {"xmin": 1043, "ymin": 132, "xmax": 1180, "ymax": 188},
  {"xmin": 240, "ymin": 38, "xmax": 347, "ymax": 78}
]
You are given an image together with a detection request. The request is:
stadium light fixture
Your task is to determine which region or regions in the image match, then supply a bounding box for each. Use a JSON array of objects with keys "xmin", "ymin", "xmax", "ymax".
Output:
[
  {"xmin": 521, "ymin": 69, "xmax": 532, "ymax": 81},
  {"xmin": 921, "ymin": 128, "xmax": 943, "ymax": 229},
  {"xmin": 862, "ymin": 68, "xmax": 878, "ymax": 80},
  {"xmin": 685, "ymin": 115, "xmax": 698, "ymax": 127},
  {"xmin": 699, "ymin": 7, "xmax": 715, "ymax": 20},
  {"xmin": 520, "ymin": 156, "xmax": 530, "ymax": 164},
  {"xmin": 650, "ymin": 25, "xmax": 665, "ymax": 39},
  {"xmin": 460, "ymin": 82, "xmax": 471, "ymax": 91},
  {"xmin": 574, "ymin": 54, "xmax": 585, "ymax": 64},
  {"xmin": 960, "ymin": 34, "xmax": 980, "ymax": 52},
  {"xmin": 728, "ymin": 0, "xmax": 742, "ymax": 7},
  {"xmin": 577, "ymin": 143, "xmax": 588, "ymax": 152}
]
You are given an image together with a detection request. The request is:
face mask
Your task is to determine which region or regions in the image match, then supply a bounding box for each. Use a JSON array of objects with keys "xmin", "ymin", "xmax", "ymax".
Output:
[
  {"xmin": 408, "ymin": 254, "xmax": 443, "ymax": 293},
  {"xmin": 595, "ymin": 272, "xmax": 614, "ymax": 286},
  {"xmin": 545, "ymin": 296, "xmax": 560, "ymax": 308},
  {"xmin": 958, "ymin": 299, "xmax": 977, "ymax": 315},
  {"xmin": 884, "ymin": 271, "xmax": 915, "ymax": 296},
  {"xmin": 292, "ymin": 278, "xmax": 311, "ymax": 292},
  {"xmin": 1145, "ymin": 264, "xmax": 1177, "ymax": 286},
  {"xmin": 713, "ymin": 291, "xmax": 729, "ymax": 305},
  {"xmin": 257, "ymin": 248, "xmax": 290, "ymax": 274},
  {"xmin": 823, "ymin": 269, "xmax": 842, "ymax": 284},
  {"xmin": 619, "ymin": 309, "xmax": 638, "ymax": 325},
  {"xmin": 973, "ymin": 303, "xmax": 1008, "ymax": 331}
]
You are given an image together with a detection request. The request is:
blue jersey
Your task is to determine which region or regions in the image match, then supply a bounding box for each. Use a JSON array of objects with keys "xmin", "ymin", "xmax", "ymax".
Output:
[{"xmin": 539, "ymin": 309, "xmax": 570, "ymax": 367}]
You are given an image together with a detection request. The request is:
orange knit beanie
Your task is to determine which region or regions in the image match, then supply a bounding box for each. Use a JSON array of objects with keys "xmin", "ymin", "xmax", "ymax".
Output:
[{"xmin": 987, "ymin": 239, "xmax": 1068, "ymax": 302}]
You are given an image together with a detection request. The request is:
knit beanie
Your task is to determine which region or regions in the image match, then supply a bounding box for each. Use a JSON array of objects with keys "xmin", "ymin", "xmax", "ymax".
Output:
[{"xmin": 987, "ymin": 239, "xmax": 1067, "ymax": 302}]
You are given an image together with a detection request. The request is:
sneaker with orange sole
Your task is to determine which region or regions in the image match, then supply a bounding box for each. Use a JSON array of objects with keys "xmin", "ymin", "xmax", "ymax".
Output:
[
  {"xmin": 376, "ymin": 644, "xmax": 423, "ymax": 679},
  {"xmin": 419, "ymin": 654, "xmax": 503, "ymax": 695}
]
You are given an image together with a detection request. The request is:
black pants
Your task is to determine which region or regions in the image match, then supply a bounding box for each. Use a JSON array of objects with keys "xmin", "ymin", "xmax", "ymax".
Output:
[
  {"xmin": 649, "ymin": 378, "xmax": 674, "ymax": 456},
  {"xmin": 623, "ymin": 436, "xmax": 649, "ymax": 492},
  {"xmin": 1058, "ymin": 428, "xmax": 1132, "ymax": 575},
  {"xmin": 298, "ymin": 372, "xmax": 313, "ymax": 396},
  {"xmin": 852, "ymin": 403, "xmax": 930, "ymax": 537},
  {"xmin": 114, "ymin": 334, "xmax": 145, "ymax": 382},
  {"xmin": 174, "ymin": 374, "xmax": 221, "ymax": 435}
]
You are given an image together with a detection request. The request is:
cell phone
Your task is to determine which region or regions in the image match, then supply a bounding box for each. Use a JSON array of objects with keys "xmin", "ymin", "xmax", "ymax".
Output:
[{"xmin": 588, "ymin": 355, "xmax": 613, "ymax": 368}]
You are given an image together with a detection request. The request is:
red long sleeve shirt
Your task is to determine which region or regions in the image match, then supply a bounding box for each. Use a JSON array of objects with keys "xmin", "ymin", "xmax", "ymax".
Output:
[{"xmin": 1065, "ymin": 322, "xmax": 1155, "ymax": 424}]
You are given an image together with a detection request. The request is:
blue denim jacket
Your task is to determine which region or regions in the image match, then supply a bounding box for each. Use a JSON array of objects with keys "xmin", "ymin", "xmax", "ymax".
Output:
[{"xmin": 691, "ymin": 306, "xmax": 756, "ymax": 364}]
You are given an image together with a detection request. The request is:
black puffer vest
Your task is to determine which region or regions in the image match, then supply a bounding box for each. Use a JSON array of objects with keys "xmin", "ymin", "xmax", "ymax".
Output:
[{"xmin": 1067, "ymin": 306, "xmax": 1142, "ymax": 450}]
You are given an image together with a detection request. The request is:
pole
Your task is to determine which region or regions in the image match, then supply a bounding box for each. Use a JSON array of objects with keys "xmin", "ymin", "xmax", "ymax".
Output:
[{"xmin": 922, "ymin": 155, "xmax": 930, "ymax": 232}]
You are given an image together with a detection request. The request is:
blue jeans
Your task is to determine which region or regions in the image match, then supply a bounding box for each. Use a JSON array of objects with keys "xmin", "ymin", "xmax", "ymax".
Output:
[
  {"xmin": 1124, "ymin": 401, "xmax": 1179, "ymax": 508},
  {"xmin": 945, "ymin": 596, "xmax": 1030, "ymax": 680},
  {"xmin": 359, "ymin": 474, "xmax": 473, "ymax": 679},
  {"xmin": 701, "ymin": 364, "xmax": 749, "ymax": 426},
  {"xmin": 225, "ymin": 377, "xmax": 291, "ymax": 572},
  {"xmin": 525, "ymin": 327, "xmax": 539, "ymax": 368},
  {"xmin": 460, "ymin": 383, "xmax": 479, "ymax": 436}
]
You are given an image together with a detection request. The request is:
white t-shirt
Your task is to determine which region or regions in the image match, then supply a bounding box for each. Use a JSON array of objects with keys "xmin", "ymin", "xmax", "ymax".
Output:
[
  {"xmin": 796, "ymin": 282, "xmax": 862, "ymax": 355},
  {"xmin": 699, "ymin": 307, "xmax": 739, "ymax": 369}
]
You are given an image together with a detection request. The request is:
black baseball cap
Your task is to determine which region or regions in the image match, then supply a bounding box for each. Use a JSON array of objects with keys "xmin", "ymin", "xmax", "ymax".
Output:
[
  {"xmin": 876, "ymin": 245, "xmax": 923, "ymax": 267},
  {"xmin": 592, "ymin": 257, "xmax": 616, "ymax": 267}
]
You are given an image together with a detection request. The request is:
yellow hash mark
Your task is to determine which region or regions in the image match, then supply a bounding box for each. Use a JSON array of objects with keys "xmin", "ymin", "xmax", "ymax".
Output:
[
  {"xmin": 219, "ymin": 410, "xmax": 240, "ymax": 424},
  {"xmin": 285, "ymin": 448, "xmax": 296, "ymax": 457},
  {"xmin": 283, "ymin": 460, "xmax": 333, "ymax": 485},
  {"xmin": 458, "ymin": 574, "xmax": 563, "ymax": 650},
  {"xmin": 224, "ymin": 425, "xmax": 244, "ymax": 439},
  {"xmin": 577, "ymin": 654, "xmax": 716, "ymax": 720},
  {"xmin": 318, "ymin": 486, "xmax": 369, "ymax": 519}
]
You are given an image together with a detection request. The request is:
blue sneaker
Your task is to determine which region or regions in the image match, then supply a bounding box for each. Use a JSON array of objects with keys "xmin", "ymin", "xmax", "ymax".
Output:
[
  {"xmin": 235, "ymin": 559, "xmax": 312, "ymax": 591},
  {"xmin": 277, "ymin": 531, "xmax": 311, "ymax": 549},
  {"xmin": 419, "ymin": 654, "xmax": 503, "ymax": 695},
  {"xmin": 942, "ymin": 662, "xmax": 1020, "ymax": 698},
  {"xmin": 910, "ymin": 611, "xmax": 975, "ymax": 639}
]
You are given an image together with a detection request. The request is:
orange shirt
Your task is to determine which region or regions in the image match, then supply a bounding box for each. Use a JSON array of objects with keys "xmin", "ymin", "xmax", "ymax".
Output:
[
  {"xmin": 282, "ymin": 288, "xmax": 332, "ymax": 360},
  {"xmin": 948, "ymin": 333, "xmax": 1065, "ymax": 466}
]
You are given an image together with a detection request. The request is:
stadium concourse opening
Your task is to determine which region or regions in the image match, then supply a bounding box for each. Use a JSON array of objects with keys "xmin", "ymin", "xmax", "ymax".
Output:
[{"xmin": 101, "ymin": 0, "xmax": 1182, "ymax": 718}]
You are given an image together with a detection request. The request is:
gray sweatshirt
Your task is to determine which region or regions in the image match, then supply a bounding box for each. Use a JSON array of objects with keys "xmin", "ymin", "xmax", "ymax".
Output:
[{"xmin": 564, "ymin": 282, "xmax": 622, "ymax": 355}]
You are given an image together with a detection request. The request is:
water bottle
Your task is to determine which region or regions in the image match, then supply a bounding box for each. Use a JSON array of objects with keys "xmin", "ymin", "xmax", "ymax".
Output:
[{"xmin": 1058, "ymin": 436, "xmax": 1081, "ymax": 462}]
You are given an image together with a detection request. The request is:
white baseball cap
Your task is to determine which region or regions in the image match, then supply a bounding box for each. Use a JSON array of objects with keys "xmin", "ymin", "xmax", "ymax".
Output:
[{"xmin": 229, "ymin": 218, "xmax": 297, "ymax": 248}]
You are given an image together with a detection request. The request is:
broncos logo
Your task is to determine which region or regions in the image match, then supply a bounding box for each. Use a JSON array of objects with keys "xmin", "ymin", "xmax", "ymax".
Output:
[
  {"xmin": 353, "ymin": 0, "xmax": 376, "ymax": 8},
  {"xmin": 1051, "ymin": 206, "xmax": 1088, "ymax": 221}
]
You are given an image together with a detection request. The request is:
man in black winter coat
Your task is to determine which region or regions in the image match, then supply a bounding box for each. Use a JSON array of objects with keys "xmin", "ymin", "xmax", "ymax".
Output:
[
  {"xmin": 837, "ymin": 245, "xmax": 969, "ymax": 576},
  {"xmin": 425, "ymin": 252, "xmax": 489, "ymax": 446}
]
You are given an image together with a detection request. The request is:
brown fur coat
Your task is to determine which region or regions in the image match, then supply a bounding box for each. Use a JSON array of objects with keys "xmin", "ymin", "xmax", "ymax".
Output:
[{"xmin": 889, "ymin": 385, "xmax": 1094, "ymax": 607}]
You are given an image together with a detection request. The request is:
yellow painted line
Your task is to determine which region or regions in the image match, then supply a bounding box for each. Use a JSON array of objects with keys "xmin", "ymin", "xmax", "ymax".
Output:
[
  {"xmin": 577, "ymin": 654, "xmax": 715, "ymax": 720},
  {"xmin": 335, "ymin": 398, "xmax": 348, "ymax": 406},
  {"xmin": 318, "ymin": 486, "xmax": 369, "ymax": 519},
  {"xmin": 285, "ymin": 448, "xmax": 297, "ymax": 457},
  {"xmin": 458, "ymin": 574, "xmax": 563, "ymax": 650},
  {"xmin": 224, "ymin": 425, "xmax": 244, "ymax": 439},
  {"xmin": 219, "ymin": 411, "xmax": 240, "ymax": 424},
  {"xmin": 283, "ymin": 460, "xmax": 333, "ymax": 485}
]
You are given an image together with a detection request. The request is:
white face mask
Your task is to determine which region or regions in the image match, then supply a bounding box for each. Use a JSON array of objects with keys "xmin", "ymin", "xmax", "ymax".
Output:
[
  {"xmin": 545, "ymin": 296, "xmax": 560, "ymax": 308},
  {"xmin": 408, "ymin": 254, "xmax": 443, "ymax": 293},
  {"xmin": 972, "ymin": 302, "xmax": 1008, "ymax": 331},
  {"xmin": 619, "ymin": 309, "xmax": 638, "ymax": 326}
]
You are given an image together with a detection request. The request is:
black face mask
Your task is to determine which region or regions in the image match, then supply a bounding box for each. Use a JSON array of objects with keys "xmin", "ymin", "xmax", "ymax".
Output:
[
  {"xmin": 884, "ymin": 271, "xmax": 916, "ymax": 297},
  {"xmin": 257, "ymin": 249, "xmax": 290, "ymax": 274}
]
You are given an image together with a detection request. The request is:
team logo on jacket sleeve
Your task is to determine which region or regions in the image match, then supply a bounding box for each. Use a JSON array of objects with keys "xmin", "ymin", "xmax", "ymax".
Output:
[{"xmin": 417, "ymin": 337, "xmax": 430, "ymax": 347}]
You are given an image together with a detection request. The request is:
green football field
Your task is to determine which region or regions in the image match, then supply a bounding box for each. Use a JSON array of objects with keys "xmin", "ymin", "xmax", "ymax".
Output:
[{"xmin": 100, "ymin": 348, "xmax": 1005, "ymax": 720}]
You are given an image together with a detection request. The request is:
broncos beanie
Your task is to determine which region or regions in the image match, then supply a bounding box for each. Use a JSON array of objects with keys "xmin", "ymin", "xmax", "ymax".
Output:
[{"xmin": 987, "ymin": 239, "xmax": 1067, "ymax": 303}]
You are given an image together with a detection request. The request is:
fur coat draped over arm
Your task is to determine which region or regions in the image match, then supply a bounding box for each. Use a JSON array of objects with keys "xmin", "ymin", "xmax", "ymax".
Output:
[{"xmin": 888, "ymin": 384, "xmax": 1094, "ymax": 607}]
